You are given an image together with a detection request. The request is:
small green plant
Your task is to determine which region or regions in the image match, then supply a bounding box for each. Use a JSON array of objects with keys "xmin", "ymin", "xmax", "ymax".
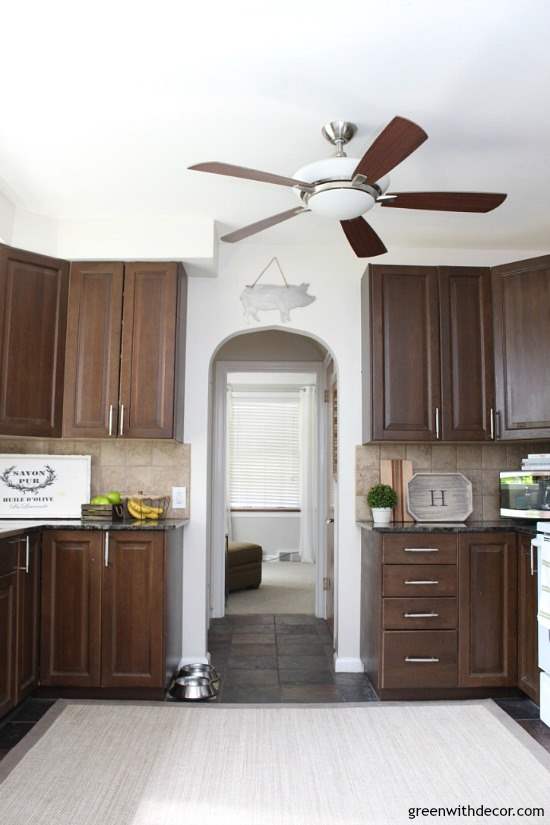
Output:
[{"xmin": 367, "ymin": 483, "xmax": 397, "ymax": 509}]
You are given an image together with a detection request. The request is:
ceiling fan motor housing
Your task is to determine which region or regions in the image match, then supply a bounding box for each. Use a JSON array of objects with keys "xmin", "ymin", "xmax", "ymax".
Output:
[{"xmin": 293, "ymin": 157, "xmax": 390, "ymax": 220}]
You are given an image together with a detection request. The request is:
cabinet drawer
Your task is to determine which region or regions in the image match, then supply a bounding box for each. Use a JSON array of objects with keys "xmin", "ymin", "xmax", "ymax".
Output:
[
  {"xmin": 383, "ymin": 598, "xmax": 457, "ymax": 630},
  {"xmin": 382, "ymin": 630, "xmax": 458, "ymax": 688},
  {"xmin": 383, "ymin": 564, "xmax": 457, "ymax": 597},
  {"xmin": 383, "ymin": 534, "xmax": 457, "ymax": 564}
]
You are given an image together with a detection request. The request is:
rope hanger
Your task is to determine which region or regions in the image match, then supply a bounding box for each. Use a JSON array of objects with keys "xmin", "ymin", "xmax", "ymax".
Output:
[{"xmin": 248, "ymin": 257, "xmax": 289, "ymax": 289}]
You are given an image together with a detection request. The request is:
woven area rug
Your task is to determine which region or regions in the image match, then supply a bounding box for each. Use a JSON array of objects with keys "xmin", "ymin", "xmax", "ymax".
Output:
[{"xmin": 1, "ymin": 700, "xmax": 550, "ymax": 825}]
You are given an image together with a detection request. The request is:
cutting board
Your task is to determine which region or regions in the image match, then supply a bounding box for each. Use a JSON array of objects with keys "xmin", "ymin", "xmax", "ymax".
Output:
[{"xmin": 380, "ymin": 459, "xmax": 414, "ymax": 523}]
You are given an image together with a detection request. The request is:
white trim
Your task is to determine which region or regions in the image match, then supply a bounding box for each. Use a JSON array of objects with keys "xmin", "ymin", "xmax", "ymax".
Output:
[
  {"xmin": 334, "ymin": 656, "xmax": 364, "ymax": 673},
  {"xmin": 210, "ymin": 359, "xmax": 330, "ymax": 620}
]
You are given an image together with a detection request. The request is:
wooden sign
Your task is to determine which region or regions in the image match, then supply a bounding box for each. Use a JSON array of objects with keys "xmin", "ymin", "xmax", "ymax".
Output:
[
  {"xmin": 0, "ymin": 454, "xmax": 91, "ymax": 518},
  {"xmin": 407, "ymin": 472, "xmax": 473, "ymax": 522},
  {"xmin": 380, "ymin": 459, "xmax": 414, "ymax": 523}
]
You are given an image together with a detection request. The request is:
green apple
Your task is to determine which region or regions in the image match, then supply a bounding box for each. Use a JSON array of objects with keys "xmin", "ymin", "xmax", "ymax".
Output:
[
  {"xmin": 90, "ymin": 495, "xmax": 110, "ymax": 505},
  {"xmin": 105, "ymin": 491, "xmax": 122, "ymax": 505}
]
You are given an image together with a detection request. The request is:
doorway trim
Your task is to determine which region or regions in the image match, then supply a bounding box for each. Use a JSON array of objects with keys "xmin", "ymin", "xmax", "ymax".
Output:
[{"xmin": 210, "ymin": 359, "xmax": 330, "ymax": 619}]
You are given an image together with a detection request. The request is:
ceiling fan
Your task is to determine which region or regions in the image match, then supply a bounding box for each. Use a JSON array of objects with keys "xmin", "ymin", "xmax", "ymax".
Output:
[{"xmin": 189, "ymin": 117, "xmax": 507, "ymax": 258}]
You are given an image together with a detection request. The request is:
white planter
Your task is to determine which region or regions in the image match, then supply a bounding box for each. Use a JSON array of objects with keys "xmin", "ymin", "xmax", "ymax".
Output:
[{"xmin": 371, "ymin": 507, "xmax": 393, "ymax": 525}]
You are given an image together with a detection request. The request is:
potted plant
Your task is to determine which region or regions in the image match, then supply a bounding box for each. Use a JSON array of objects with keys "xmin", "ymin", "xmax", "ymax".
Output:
[{"xmin": 367, "ymin": 483, "xmax": 397, "ymax": 525}]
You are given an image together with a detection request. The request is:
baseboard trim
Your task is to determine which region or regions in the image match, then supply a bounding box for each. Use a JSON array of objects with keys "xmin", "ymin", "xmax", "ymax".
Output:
[{"xmin": 334, "ymin": 656, "xmax": 364, "ymax": 673}]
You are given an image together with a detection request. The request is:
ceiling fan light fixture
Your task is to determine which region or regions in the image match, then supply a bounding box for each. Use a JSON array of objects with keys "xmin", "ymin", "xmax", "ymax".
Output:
[{"xmin": 307, "ymin": 188, "xmax": 375, "ymax": 220}]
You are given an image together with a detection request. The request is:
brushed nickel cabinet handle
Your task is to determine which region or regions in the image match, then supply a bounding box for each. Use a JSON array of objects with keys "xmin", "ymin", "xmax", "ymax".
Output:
[
  {"xmin": 530, "ymin": 539, "xmax": 538, "ymax": 576},
  {"xmin": 404, "ymin": 579, "xmax": 439, "ymax": 585},
  {"xmin": 435, "ymin": 407, "xmax": 440, "ymax": 439},
  {"xmin": 403, "ymin": 547, "xmax": 439, "ymax": 553},
  {"xmin": 108, "ymin": 404, "xmax": 114, "ymax": 437},
  {"xmin": 104, "ymin": 533, "xmax": 110, "ymax": 567},
  {"xmin": 405, "ymin": 657, "xmax": 440, "ymax": 663},
  {"xmin": 490, "ymin": 407, "xmax": 495, "ymax": 441},
  {"xmin": 403, "ymin": 612, "xmax": 440, "ymax": 618},
  {"xmin": 119, "ymin": 404, "xmax": 125, "ymax": 437},
  {"xmin": 24, "ymin": 535, "xmax": 30, "ymax": 573}
]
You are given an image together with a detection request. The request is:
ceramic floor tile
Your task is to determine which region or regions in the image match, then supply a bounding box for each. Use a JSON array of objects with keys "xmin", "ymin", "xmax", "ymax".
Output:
[
  {"xmin": 517, "ymin": 720, "xmax": 550, "ymax": 753},
  {"xmin": 224, "ymin": 669, "xmax": 279, "ymax": 687},
  {"xmin": 494, "ymin": 697, "xmax": 540, "ymax": 720},
  {"xmin": 228, "ymin": 655, "xmax": 278, "ymax": 670},
  {"xmin": 0, "ymin": 722, "xmax": 36, "ymax": 749},
  {"xmin": 10, "ymin": 698, "xmax": 55, "ymax": 723}
]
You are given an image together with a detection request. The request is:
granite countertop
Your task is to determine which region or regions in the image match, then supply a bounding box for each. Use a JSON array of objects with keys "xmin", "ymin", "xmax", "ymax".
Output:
[
  {"xmin": 357, "ymin": 520, "xmax": 538, "ymax": 536},
  {"xmin": 0, "ymin": 518, "xmax": 188, "ymax": 539}
]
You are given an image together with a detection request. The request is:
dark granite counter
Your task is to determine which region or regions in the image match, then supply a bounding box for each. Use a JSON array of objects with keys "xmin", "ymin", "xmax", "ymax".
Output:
[
  {"xmin": 0, "ymin": 519, "xmax": 188, "ymax": 541},
  {"xmin": 357, "ymin": 519, "xmax": 537, "ymax": 536}
]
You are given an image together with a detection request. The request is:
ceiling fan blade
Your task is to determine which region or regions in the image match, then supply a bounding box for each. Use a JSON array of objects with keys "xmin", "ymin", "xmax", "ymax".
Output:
[
  {"xmin": 380, "ymin": 191, "xmax": 507, "ymax": 212},
  {"xmin": 340, "ymin": 218, "xmax": 387, "ymax": 258},
  {"xmin": 221, "ymin": 207, "xmax": 309, "ymax": 243},
  {"xmin": 353, "ymin": 116, "xmax": 428, "ymax": 183},
  {"xmin": 189, "ymin": 162, "xmax": 313, "ymax": 191}
]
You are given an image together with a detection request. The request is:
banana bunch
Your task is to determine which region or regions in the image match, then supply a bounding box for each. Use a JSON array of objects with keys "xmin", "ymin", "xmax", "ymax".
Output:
[{"xmin": 127, "ymin": 497, "xmax": 165, "ymax": 520}]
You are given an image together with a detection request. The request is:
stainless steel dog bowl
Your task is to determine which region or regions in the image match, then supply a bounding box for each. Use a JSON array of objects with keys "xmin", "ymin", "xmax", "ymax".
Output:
[
  {"xmin": 169, "ymin": 675, "xmax": 217, "ymax": 701},
  {"xmin": 178, "ymin": 663, "xmax": 220, "ymax": 684}
]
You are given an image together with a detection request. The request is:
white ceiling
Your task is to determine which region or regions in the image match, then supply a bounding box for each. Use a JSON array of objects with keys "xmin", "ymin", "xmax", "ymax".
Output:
[{"xmin": 2, "ymin": 0, "xmax": 550, "ymax": 250}]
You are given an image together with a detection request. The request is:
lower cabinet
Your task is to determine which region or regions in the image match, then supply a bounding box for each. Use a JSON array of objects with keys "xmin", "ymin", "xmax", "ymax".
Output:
[
  {"xmin": 517, "ymin": 534, "xmax": 540, "ymax": 703},
  {"xmin": 458, "ymin": 533, "xmax": 517, "ymax": 687},
  {"xmin": 362, "ymin": 530, "xmax": 532, "ymax": 697},
  {"xmin": 40, "ymin": 530, "xmax": 166, "ymax": 690},
  {"xmin": 0, "ymin": 541, "xmax": 18, "ymax": 718},
  {"xmin": 16, "ymin": 533, "xmax": 41, "ymax": 701}
]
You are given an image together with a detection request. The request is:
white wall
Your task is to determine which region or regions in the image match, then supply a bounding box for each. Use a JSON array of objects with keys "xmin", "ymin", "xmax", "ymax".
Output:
[
  {"xmin": 183, "ymin": 240, "xmax": 550, "ymax": 671},
  {"xmin": 231, "ymin": 512, "xmax": 300, "ymax": 556}
]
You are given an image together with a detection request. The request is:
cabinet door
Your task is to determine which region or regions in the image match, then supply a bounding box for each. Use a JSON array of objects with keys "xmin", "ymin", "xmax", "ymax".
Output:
[
  {"xmin": 40, "ymin": 531, "xmax": 102, "ymax": 687},
  {"xmin": 16, "ymin": 533, "xmax": 41, "ymax": 701},
  {"xmin": 458, "ymin": 533, "xmax": 517, "ymax": 687},
  {"xmin": 101, "ymin": 532, "xmax": 165, "ymax": 688},
  {"xmin": 0, "ymin": 540, "xmax": 18, "ymax": 718},
  {"xmin": 439, "ymin": 267, "xmax": 495, "ymax": 441},
  {"xmin": 0, "ymin": 244, "xmax": 69, "ymax": 437},
  {"xmin": 119, "ymin": 263, "xmax": 178, "ymax": 438},
  {"xmin": 63, "ymin": 262, "xmax": 124, "ymax": 437},
  {"xmin": 492, "ymin": 255, "xmax": 550, "ymax": 439},
  {"xmin": 517, "ymin": 534, "xmax": 540, "ymax": 702},
  {"xmin": 370, "ymin": 265, "xmax": 441, "ymax": 440}
]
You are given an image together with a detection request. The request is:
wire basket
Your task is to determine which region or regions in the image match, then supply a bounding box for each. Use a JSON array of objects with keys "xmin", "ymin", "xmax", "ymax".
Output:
[{"xmin": 125, "ymin": 494, "xmax": 170, "ymax": 521}]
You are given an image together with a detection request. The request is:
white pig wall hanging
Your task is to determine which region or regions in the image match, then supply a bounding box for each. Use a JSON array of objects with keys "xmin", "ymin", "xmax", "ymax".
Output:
[{"xmin": 240, "ymin": 257, "xmax": 316, "ymax": 323}]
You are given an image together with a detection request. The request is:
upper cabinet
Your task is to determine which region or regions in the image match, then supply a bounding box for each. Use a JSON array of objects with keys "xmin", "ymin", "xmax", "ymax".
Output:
[
  {"xmin": 438, "ymin": 267, "xmax": 495, "ymax": 441},
  {"xmin": 492, "ymin": 255, "xmax": 550, "ymax": 440},
  {"xmin": 367, "ymin": 264, "xmax": 494, "ymax": 442},
  {"xmin": 63, "ymin": 262, "xmax": 124, "ymax": 438},
  {"xmin": 0, "ymin": 245, "xmax": 69, "ymax": 437},
  {"xmin": 63, "ymin": 261, "xmax": 185, "ymax": 440}
]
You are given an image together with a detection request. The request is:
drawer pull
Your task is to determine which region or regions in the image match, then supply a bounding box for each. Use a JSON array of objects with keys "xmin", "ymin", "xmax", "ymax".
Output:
[
  {"xmin": 405, "ymin": 656, "xmax": 440, "ymax": 663},
  {"xmin": 403, "ymin": 611, "xmax": 440, "ymax": 618},
  {"xmin": 404, "ymin": 579, "xmax": 439, "ymax": 585},
  {"xmin": 403, "ymin": 547, "xmax": 439, "ymax": 553}
]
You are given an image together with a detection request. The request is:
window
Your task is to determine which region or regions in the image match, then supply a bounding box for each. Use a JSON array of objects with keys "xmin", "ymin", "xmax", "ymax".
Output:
[{"xmin": 227, "ymin": 391, "xmax": 300, "ymax": 509}]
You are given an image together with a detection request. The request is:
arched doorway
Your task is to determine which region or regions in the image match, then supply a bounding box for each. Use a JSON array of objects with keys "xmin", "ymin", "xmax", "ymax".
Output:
[{"xmin": 208, "ymin": 328, "xmax": 338, "ymax": 639}]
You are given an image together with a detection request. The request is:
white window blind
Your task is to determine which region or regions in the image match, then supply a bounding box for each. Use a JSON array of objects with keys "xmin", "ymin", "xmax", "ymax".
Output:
[{"xmin": 227, "ymin": 391, "xmax": 300, "ymax": 509}]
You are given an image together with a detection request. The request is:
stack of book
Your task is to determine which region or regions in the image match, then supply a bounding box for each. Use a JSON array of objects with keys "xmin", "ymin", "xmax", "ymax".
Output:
[{"xmin": 521, "ymin": 453, "xmax": 550, "ymax": 471}]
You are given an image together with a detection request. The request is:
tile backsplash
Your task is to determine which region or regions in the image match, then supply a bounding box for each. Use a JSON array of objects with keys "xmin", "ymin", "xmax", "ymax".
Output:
[
  {"xmin": 0, "ymin": 437, "xmax": 191, "ymax": 519},
  {"xmin": 356, "ymin": 442, "xmax": 550, "ymax": 522}
]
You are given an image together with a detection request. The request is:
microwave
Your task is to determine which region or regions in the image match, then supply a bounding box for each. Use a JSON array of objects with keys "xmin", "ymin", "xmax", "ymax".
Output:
[{"xmin": 500, "ymin": 471, "xmax": 550, "ymax": 519}]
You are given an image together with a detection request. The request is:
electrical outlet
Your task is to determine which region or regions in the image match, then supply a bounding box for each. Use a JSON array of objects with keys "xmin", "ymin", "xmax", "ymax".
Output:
[{"xmin": 171, "ymin": 486, "xmax": 187, "ymax": 509}]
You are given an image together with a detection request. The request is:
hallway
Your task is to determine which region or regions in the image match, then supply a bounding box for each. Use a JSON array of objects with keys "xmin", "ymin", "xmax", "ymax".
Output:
[{"xmin": 208, "ymin": 614, "xmax": 377, "ymax": 703}]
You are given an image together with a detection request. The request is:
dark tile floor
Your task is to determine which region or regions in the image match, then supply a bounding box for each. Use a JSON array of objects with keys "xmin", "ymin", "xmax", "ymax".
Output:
[
  {"xmin": 0, "ymin": 615, "xmax": 548, "ymax": 763},
  {"xmin": 209, "ymin": 613, "xmax": 378, "ymax": 703}
]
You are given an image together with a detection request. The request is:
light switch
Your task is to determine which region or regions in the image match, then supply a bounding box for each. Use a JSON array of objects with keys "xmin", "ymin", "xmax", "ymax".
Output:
[{"xmin": 172, "ymin": 486, "xmax": 187, "ymax": 509}]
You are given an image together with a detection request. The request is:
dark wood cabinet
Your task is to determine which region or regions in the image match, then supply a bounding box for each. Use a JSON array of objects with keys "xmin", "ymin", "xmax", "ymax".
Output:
[
  {"xmin": 517, "ymin": 533, "xmax": 539, "ymax": 702},
  {"xmin": 492, "ymin": 255, "xmax": 550, "ymax": 439},
  {"xmin": 16, "ymin": 533, "xmax": 41, "ymax": 701},
  {"xmin": 367, "ymin": 264, "xmax": 496, "ymax": 442},
  {"xmin": 119, "ymin": 263, "xmax": 178, "ymax": 439},
  {"xmin": 439, "ymin": 267, "xmax": 495, "ymax": 441},
  {"xmin": 458, "ymin": 533, "xmax": 517, "ymax": 687},
  {"xmin": 0, "ymin": 244, "xmax": 69, "ymax": 437},
  {"xmin": 63, "ymin": 262, "xmax": 124, "ymax": 437},
  {"xmin": 62, "ymin": 260, "xmax": 185, "ymax": 440},
  {"xmin": 370, "ymin": 265, "xmax": 441, "ymax": 441},
  {"xmin": 0, "ymin": 540, "xmax": 18, "ymax": 718},
  {"xmin": 40, "ymin": 531, "xmax": 102, "ymax": 687},
  {"xmin": 101, "ymin": 532, "xmax": 165, "ymax": 688}
]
